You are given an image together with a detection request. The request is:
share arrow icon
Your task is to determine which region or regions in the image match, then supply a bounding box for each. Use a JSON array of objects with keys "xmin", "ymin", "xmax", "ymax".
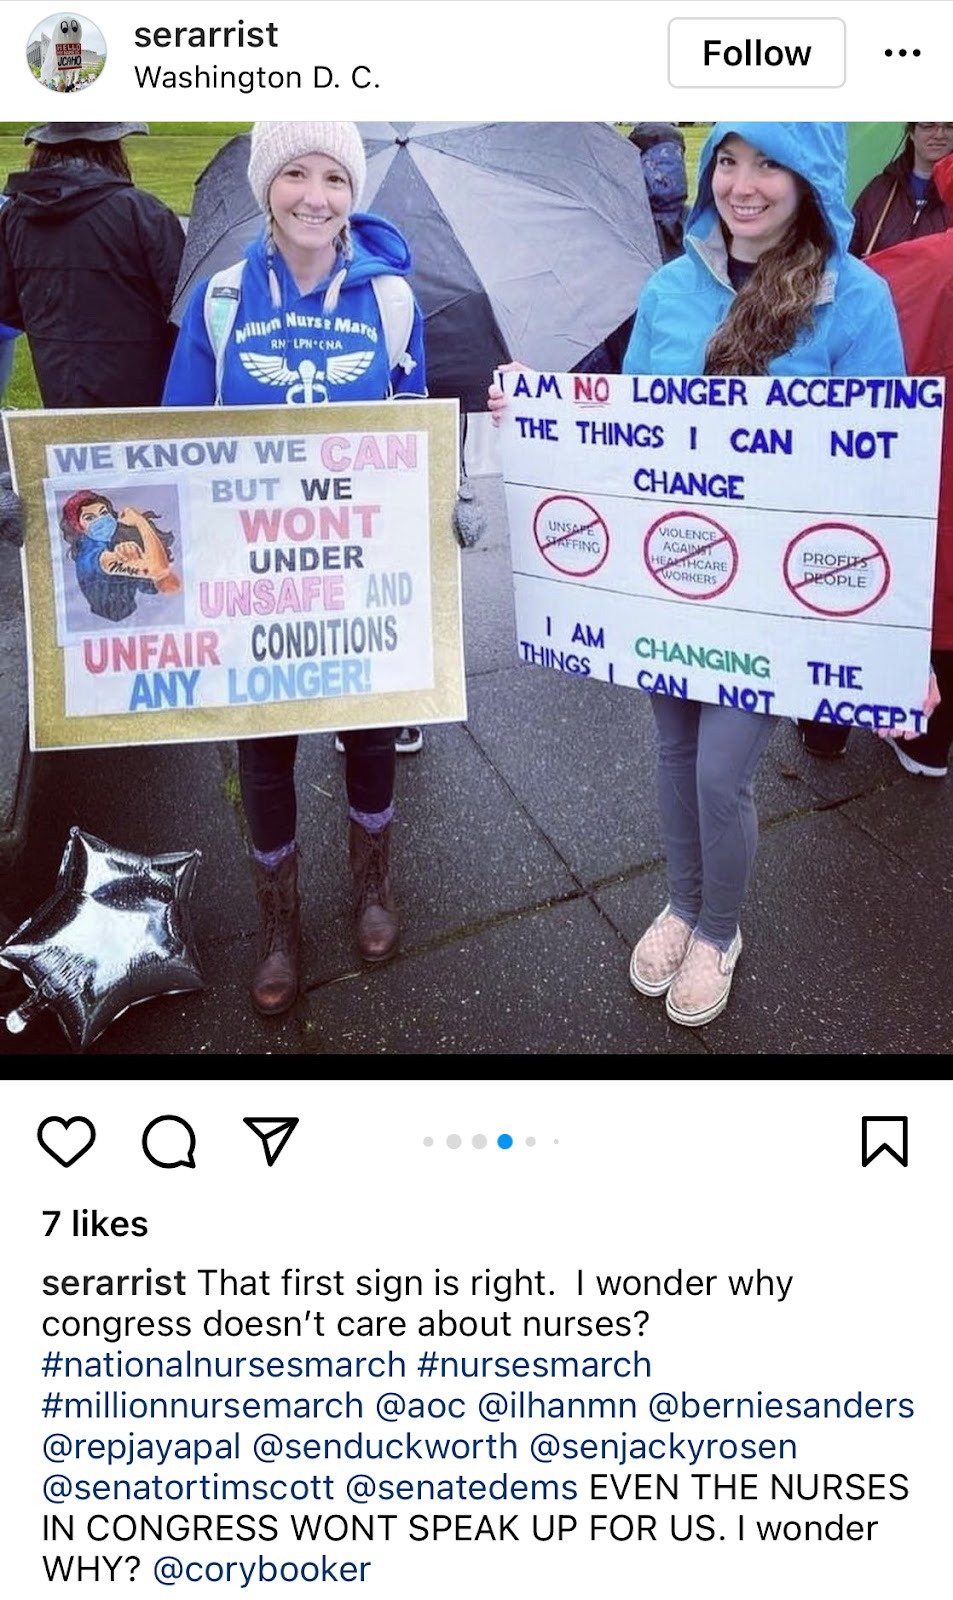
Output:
[{"xmin": 243, "ymin": 1118, "xmax": 299, "ymax": 1167}]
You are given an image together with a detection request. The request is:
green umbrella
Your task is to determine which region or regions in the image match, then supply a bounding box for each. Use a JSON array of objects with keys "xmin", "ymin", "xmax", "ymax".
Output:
[{"xmin": 847, "ymin": 122, "xmax": 906, "ymax": 205}]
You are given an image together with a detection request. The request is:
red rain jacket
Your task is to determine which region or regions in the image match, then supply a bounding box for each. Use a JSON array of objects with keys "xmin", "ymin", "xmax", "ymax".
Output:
[{"xmin": 867, "ymin": 152, "xmax": 953, "ymax": 648}]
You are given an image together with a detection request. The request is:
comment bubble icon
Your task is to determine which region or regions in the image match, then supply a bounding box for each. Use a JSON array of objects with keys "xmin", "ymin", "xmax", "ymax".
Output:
[{"xmin": 142, "ymin": 1114, "xmax": 196, "ymax": 1169}]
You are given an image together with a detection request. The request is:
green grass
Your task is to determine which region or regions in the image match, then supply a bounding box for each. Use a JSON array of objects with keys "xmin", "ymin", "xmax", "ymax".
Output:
[
  {"xmin": 5, "ymin": 337, "xmax": 39, "ymax": 413},
  {"xmin": 2, "ymin": 121, "xmax": 712, "ymax": 218},
  {"xmin": 0, "ymin": 124, "xmax": 252, "ymax": 214},
  {"xmin": 221, "ymin": 769, "xmax": 242, "ymax": 810},
  {"xmin": 683, "ymin": 125, "xmax": 714, "ymax": 195}
]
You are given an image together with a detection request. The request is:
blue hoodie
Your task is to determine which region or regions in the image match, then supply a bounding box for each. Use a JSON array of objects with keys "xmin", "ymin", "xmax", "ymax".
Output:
[
  {"xmin": 623, "ymin": 122, "xmax": 905, "ymax": 378},
  {"xmin": 163, "ymin": 212, "xmax": 426, "ymax": 408}
]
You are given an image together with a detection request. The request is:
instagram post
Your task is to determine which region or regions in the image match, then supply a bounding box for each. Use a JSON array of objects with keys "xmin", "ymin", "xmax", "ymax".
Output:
[
  {"xmin": 0, "ymin": 1, "xmax": 951, "ymax": 1059},
  {"xmin": 3, "ymin": 1074, "xmax": 950, "ymax": 1598}
]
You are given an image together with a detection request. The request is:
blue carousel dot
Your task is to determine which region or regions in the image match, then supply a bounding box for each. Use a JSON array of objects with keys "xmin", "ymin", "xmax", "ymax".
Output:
[{"xmin": 497, "ymin": 1133, "xmax": 514, "ymax": 1150}]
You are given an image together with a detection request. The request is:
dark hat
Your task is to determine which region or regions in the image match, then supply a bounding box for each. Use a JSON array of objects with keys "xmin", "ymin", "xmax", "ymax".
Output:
[
  {"xmin": 628, "ymin": 122, "xmax": 686, "ymax": 153},
  {"xmin": 23, "ymin": 122, "xmax": 149, "ymax": 145}
]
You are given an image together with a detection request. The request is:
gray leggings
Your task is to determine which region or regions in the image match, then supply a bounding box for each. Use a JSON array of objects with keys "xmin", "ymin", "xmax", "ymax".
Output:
[{"xmin": 651, "ymin": 696, "xmax": 778, "ymax": 949}]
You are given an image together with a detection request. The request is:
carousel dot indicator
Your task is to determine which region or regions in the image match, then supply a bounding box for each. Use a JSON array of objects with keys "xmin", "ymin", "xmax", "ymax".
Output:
[
  {"xmin": 526, "ymin": 1137, "xmax": 536, "ymax": 1147},
  {"xmin": 497, "ymin": 1133, "xmax": 513, "ymax": 1150},
  {"xmin": 447, "ymin": 1134, "xmax": 462, "ymax": 1149},
  {"xmin": 472, "ymin": 1134, "xmax": 487, "ymax": 1149},
  {"xmin": 423, "ymin": 1137, "xmax": 433, "ymax": 1147}
]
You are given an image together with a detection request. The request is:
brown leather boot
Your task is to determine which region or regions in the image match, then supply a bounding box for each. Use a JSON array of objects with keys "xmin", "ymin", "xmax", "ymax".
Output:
[
  {"xmin": 251, "ymin": 849, "xmax": 300, "ymax": 1015},
  {"xmin": 349, "ymin": 820, "xmax": 399, "ymax": 962}
]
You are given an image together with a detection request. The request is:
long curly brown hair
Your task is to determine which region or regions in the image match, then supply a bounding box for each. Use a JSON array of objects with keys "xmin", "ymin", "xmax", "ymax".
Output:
[{"xmin": 704, "ymin": 177, "xmax": 834, "ymax": 377}]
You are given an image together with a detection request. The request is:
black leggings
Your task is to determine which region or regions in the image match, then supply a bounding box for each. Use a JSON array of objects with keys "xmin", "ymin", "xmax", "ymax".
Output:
[
  {"xmin": 239, "ymin": 730, "xmax": 397, "ymax": 853},
  {"xmin": 896, "ymin": 648, "xmax": 953, "ymax": 768}
]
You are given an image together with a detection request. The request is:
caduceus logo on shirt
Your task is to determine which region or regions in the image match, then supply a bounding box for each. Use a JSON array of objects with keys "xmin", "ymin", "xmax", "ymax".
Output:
[{"xmin": 238, "ymin": 350, "xmax": 375, "ymax": 404}]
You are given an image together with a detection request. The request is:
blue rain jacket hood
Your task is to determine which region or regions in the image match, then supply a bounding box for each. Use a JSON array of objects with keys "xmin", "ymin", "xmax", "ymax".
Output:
[
  {"xmin": 688, "ymin": 121, "xmax": 855, "ymax": 257},
  {"xmin": 623, "ymin": 121, "xmax": 905, "ymax": 380},
  {"xmin": 163, "ymin": 211, "xmax": 426, "ymax": 408}
]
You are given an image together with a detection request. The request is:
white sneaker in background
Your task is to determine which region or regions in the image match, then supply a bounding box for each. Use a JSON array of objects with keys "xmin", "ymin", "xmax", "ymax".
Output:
[{"xmin": 885, "ymin": 736, "xmax": 947, "ymax": 779}]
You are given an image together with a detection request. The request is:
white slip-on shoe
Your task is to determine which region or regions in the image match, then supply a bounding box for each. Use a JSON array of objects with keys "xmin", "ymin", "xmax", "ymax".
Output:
[
  {"xmin": 629, "ymin": 905, "xmax": 694, "ymax": 997},
  {"xmin": 666, "ymin": 929, "xmax": 742, "ymax": 1027}
]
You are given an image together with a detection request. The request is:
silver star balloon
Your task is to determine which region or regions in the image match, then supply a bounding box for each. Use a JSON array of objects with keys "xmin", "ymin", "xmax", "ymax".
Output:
[{"xmin": 1, "ymin": 829, "xmax": 203, "ymax": 1052}]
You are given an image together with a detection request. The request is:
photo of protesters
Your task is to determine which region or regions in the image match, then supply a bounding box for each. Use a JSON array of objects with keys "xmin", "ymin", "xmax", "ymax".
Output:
[
  {"xmin": 0, "ymin": 119, "xmax": 948, "ymax": 1061},
  {"xmin": 26, "ymin": 12, "xmax": 106, "ymax": 93}
]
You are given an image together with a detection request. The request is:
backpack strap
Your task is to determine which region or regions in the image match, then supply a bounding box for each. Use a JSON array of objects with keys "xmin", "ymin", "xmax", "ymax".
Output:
[
  {"xmin": 203, "ymin": 260, "xmax": 246, "ymax": 405},
  {"xmin": 371, "ymin": 274, "xmax": 417, "ymax": 381},
  {"xmin": 862, "ymin": 180, "xmax": 899, "ymax": 258},
  {"xmin": 203, "ymin": 261, "xmax": 417, "ymax": 401}
]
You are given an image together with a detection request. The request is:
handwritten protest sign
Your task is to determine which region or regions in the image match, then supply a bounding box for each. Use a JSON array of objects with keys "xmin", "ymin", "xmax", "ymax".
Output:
[
  {"xmin": 497, "ymin": 371, "xmax": 944, "ymax": 731},
  {"xmin": 4, "ymin": 401, "xmax": 463, "ymax": 751}
]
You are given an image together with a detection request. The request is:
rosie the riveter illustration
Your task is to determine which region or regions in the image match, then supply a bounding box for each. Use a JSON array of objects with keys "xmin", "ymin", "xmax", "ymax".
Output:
[{"xmin": 59, "ymin": 489, "xmax": 182, "ymax": 623}]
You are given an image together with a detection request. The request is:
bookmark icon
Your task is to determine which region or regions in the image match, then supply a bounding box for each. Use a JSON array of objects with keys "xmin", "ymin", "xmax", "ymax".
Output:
[{"xmin": 861, "ymin": 1116, "xmax": 908, "ymax": 1168}]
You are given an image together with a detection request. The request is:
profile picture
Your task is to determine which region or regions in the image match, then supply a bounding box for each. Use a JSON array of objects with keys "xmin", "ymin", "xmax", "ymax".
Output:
[{"xmin": 26, "ymin": 12, "xmax": 106, "ymax": 93}]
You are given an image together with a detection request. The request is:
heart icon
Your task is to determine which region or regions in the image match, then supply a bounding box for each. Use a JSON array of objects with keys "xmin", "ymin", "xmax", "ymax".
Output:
[{"xmin": 38, "ymin": 1116, "xmax": 96, "ymax": 1168}]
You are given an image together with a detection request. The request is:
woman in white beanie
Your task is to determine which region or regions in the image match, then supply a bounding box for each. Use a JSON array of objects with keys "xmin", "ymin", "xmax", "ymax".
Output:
[{"xmin": 164, "ymin": 122, "xmax": 427, "ymax": 1017}]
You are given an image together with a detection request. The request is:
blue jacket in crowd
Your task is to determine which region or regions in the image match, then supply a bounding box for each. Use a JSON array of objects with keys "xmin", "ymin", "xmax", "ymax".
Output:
[
  {"xmin": 624, "ymin": 121, "xmax": 906, "ymax": 377},
  {"xmin": 163, "ymin": 213, "xmax": 427, "ymax": 408}
]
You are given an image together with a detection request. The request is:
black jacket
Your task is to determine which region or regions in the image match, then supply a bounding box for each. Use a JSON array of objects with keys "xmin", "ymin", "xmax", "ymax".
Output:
[
  {"xmin": 0, "ymin": 161, "xmax": 185, "ymax": 408},
  {"xmin": 850, "ymin": 151, "xmax": 949, "ymax": 258}
]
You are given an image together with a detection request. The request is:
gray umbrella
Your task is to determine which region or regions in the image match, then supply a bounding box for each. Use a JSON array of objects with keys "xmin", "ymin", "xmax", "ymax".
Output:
[
  {"xmin": 172, "ymin": 122, "xmax": 660, "ymax": 411},
  {"xmin": 171, "ymin": 133, "xmax": 259, "ymax": 316}
]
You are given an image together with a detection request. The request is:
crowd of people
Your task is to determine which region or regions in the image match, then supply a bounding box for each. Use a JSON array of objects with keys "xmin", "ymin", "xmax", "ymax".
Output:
[
  {"xmin": 0, "ymin": 118, "xmax": 949, "ymax": 1030},
  {"xmin": 40, "ymin": 76, "xmax": 93, "ymax": 92}
]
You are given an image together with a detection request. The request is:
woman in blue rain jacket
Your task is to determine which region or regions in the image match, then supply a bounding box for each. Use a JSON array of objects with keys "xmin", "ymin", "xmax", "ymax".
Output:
[{"xmin": 622, "ymin": 122, "xmax": 906, "ymax": 1026}]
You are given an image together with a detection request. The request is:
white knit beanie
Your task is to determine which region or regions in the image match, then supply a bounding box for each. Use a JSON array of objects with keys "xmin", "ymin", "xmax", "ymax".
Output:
[{"xmin": 247, "ymin": 122, "xmax": 367, "ymax": 213}]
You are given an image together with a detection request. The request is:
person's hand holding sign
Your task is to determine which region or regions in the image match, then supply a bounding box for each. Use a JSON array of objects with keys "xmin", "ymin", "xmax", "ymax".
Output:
[
  {"xmin": 881, "ymin": 668, "xmax": 941, "ymax": 740},
  {"xmin": 488, "ymin": 362, "xmax": 528, "ymax": 426}
]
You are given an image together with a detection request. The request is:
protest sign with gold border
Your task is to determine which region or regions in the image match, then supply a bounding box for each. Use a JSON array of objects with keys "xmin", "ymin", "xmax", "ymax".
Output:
[{"xmin": 4, "ymin": 400, "xmax": 463, "ymax": 751}]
